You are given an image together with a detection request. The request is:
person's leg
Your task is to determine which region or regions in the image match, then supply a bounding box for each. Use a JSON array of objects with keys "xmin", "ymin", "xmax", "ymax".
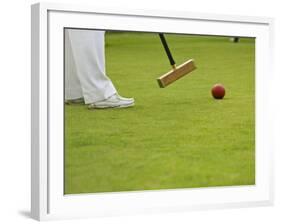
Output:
[
  {"xmin": 67, "ymin": 29, "xmax": 117, "ymax": 104},
  {"xmin": 233, "ymin": 37, "xmax": 240, "ymax": 43},
  {"xmin": 64, "ymin": 29, "xmax": 84, "ymax": 102}
]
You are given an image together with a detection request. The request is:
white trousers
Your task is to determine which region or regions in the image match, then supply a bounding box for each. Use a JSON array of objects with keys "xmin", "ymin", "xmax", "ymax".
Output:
[{"xmin": 65, "ymin": 29, "xmax": 117, "ymax": 104}]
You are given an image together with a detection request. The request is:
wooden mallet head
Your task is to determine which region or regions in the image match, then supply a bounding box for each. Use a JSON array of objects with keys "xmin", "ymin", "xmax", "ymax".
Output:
[{"xmin": 157, "ymin": 59, "xmax": 196, "ymax": 88}]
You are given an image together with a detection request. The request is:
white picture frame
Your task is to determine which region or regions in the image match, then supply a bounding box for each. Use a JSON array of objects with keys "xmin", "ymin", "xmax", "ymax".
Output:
[{"xmin": 31, "ymin": 2, "xmax": 274, "ymax": 221}]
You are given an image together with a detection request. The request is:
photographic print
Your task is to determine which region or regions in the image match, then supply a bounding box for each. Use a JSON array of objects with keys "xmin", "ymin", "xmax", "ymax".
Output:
[
  {"xmin": 64, "ymin": 29, "xmax": 255, "ymax": 194},
  {"xmin": 31, "ymin": 3, "xmax": 274, "ymax": 220}
]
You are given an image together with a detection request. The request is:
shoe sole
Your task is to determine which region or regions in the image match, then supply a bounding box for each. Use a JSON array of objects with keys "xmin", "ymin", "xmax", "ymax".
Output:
[{"xmin": 88, "ymin": 102, "xmax": 134, "ymax": 109}]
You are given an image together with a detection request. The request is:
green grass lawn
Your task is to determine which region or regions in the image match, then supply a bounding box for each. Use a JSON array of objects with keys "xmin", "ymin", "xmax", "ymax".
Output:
[{"xmin": 64, "ymin": 32, "xmax": 255, "ymax": 194}]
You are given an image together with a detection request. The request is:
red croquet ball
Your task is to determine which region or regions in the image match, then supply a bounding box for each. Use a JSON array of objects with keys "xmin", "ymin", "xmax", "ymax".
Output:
[{"xmin": 211, "ymin": 84, "xmax": 225, "ymax": 99}]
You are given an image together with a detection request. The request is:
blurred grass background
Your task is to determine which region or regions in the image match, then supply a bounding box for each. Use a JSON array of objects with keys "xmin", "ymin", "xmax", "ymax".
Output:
[{"xmin": 64, "ymin": 32, "xmax": 255, "ymax": 194}]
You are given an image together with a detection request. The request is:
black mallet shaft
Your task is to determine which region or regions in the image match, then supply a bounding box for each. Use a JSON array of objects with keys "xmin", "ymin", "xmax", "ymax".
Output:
[{"xmin": 159, "ymin": 33, "xmax": 176, "ymax": 69}]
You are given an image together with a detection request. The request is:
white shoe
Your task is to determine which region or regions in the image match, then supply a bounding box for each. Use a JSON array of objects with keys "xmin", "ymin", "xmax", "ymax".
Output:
[{"xmin": 88, "ymin": 93, "xmax": 135, "ymax": 109}]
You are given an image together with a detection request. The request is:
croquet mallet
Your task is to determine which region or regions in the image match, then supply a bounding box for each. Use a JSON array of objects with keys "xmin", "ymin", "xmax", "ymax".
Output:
[{"xmin": 157, "ymin": 33, "xmax": 196, "ymax": 88}]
